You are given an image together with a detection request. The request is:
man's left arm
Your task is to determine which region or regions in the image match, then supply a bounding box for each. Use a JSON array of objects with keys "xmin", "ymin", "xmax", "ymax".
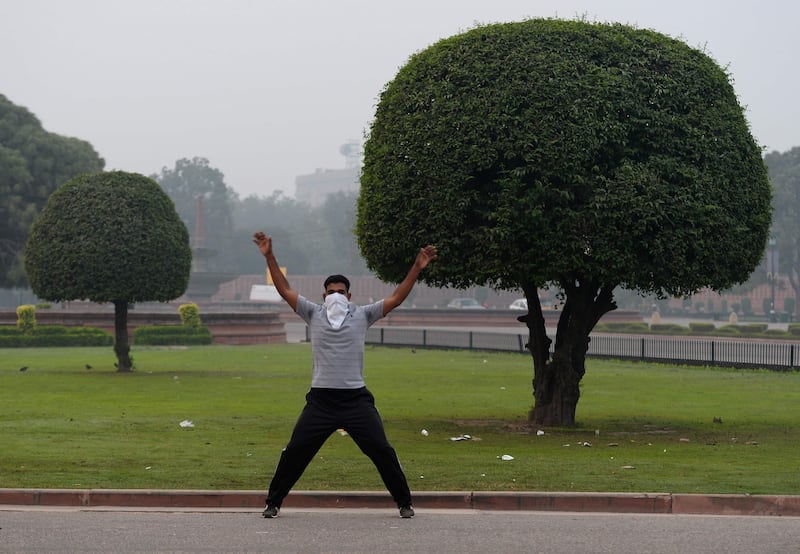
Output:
[{"xmin": 382, "ymin": 245, "xmax": 438, "ymax": 316}]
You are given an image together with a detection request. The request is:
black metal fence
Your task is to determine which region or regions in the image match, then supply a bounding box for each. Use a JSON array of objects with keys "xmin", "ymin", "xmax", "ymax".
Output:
[{"xmin": 363, "ymin": 327, "xmax": 799, "ymax": 371}]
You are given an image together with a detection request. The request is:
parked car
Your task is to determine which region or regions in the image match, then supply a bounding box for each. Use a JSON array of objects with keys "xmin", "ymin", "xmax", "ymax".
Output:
[
  {"xmin": 447, "ymin": 298, "xmax": 486, "ymax": 309},
  {"xmin": 508, "ymin": 298, "xmax": 528, "ymax": 310}
]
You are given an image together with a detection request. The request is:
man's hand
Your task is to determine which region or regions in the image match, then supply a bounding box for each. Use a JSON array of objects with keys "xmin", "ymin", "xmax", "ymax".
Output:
[
  {"xmin": 414, "ymin": 245, "xmax": 438, "ymax": 270},
  {"xmin": 253, "ymin": 232, "xmax": 272, "ymax": 258}
]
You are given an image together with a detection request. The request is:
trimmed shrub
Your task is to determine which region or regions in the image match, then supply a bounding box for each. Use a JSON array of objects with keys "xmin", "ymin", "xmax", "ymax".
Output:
[
  {"xmin": 788, "ymin": 324, "xmax": 800, "ymax": 336},
  {"xmin": 179, "ymin": 303, "xmax": 202, "ymax": 328},
  {"xmin": 603, "ymin": 321, "xmax": 649, "ymax": 333},
  {"xmin": 741, "ymin": 323, "xmax": 768, "ymax": 333},
  {"xmin": 715, "ymin": 326, "xmax": 741, "ymax": 335},
  {"xmin": 0, "ymin": 325, "xmax": 113, "ymax": 347},
  {"xmin": 761, "ymin": 328, "xmax": 790, "ymax": 338},
  {"xmin": 650, "ymin": 323, "xmax": 689, "ymax": 334},
  {"xmin": 133, "ymin": 325, "xmax": 212, "ymax": 346},
  {"xmin": 16, "ymin": 305, "xmax": 36, "ymax": 334},
  {"xmin": 688, "ymin": 322, "xmax": 716, "ymax": 333}
]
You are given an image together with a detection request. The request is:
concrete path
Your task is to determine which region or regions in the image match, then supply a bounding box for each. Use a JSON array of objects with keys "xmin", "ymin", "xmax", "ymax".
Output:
[{"xmin": 1, "ymin": 506, "xmax": 798, "ymax": 553}]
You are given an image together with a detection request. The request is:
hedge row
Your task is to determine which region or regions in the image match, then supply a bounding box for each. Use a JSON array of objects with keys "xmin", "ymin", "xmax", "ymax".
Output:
[
  {"xmin": 593, "ymin": 321, "xmax": 800, "ymax": 339},
  {"xmin": 0, "ymin": 325, "xmax": 113, "ymax": 347},
  {"xmin": 132, "ymin": 325, "xmax": 212, "ymax": 345}
]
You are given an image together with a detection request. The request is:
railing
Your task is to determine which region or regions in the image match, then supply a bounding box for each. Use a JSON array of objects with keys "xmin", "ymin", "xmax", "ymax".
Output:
[{"xmin": 360, "ymin": 327, "xmax": 799, "ymax": 371}]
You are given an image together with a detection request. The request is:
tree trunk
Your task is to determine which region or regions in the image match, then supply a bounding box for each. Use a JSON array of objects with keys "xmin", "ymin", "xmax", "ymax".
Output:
[
  {"xmin": 526, "ymin": 278, "xmax": 616, "ymax": 427},
  {"xmin": 113, "ymin": 299, "xmax": 133, "ymax": 372}
]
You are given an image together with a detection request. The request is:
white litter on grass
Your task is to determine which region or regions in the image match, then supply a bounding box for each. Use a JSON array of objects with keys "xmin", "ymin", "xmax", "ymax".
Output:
[
  {"xmin": 179, "ymin": 420, "xmax": 194, "ymax": 428},
  {"xmin": 450, "ymin": 434, "xmax": 472, "ymax": 441},
  {"xmin": 499, "ymin": 454, "xmax": 514, "ymax": 461},
  {"xmin": 421, "ymin": 429, "xmax": 429, "ymax": 436},
  {"xmin": 536, "ymin": 430, "xmax": 545, "ymax": 436}
]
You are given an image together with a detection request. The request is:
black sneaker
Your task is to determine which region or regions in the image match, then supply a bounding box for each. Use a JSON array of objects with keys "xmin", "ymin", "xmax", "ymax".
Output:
[
  {"xmin": 262, "ymin": 504, "xmax": 280, "ymax": 518},
  {"xmin": 399, "ymin": 505, "xmax": 415, "ymax": 518}
]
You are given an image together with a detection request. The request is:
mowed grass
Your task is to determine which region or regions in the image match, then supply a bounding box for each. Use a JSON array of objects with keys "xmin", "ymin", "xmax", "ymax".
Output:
[{"xmin": 1, "ymin": 344, "xmax": 798, "ymax": 495}]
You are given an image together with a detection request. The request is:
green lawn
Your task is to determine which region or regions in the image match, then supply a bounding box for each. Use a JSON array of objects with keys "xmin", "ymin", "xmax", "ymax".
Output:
[{"xmin": 1, "ymin": 344, "xmax": 798, "ymax": 494}]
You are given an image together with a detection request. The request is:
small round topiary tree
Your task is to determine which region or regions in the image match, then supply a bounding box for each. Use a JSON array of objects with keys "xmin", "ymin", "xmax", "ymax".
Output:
[{"xmin": 25, "ymin": 171, "xmax": 192, "ymax": 371}]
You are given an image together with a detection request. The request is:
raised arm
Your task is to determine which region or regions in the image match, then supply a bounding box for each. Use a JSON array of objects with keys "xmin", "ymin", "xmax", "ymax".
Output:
[
  {"xmin": 253, "ymin": 232, "xmax": 299, "ymax": 311},
  {"xmin": 382, "ymin": 245, "xmax": 438, "ymax": 316}
]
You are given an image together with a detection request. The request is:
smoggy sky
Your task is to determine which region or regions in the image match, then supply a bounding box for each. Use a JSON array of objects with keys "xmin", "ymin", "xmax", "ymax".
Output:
[{"xmin": 2, "ymin": 0, "xmax": 797, "ymax": 198}]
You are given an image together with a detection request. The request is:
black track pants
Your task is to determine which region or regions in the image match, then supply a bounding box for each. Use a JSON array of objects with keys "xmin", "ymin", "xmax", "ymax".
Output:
[{"xmin": 265, "ymin": 387, "xmax": 412, "ymax": 508}]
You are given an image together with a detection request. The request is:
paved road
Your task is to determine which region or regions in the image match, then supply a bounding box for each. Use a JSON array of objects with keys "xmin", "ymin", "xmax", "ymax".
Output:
[{"xmin": 1, "ymin": 507, "xmax": 798, "ymax": 553}]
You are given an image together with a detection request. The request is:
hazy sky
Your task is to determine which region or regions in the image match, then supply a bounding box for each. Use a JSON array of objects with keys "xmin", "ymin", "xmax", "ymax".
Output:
[{"xmin": 2, "ymin": 0, "xmax": 797, "ymax": 199}]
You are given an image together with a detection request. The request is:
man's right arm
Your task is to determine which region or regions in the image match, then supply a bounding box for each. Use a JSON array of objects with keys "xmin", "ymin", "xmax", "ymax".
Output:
[{"xmin": 253, "ymin": 232, "xmax": 299, "ymax": 311}]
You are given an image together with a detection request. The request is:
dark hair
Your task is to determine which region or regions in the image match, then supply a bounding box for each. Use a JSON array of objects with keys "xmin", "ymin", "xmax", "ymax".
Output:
[{"xmin": 323, "ymin": 274, "xmax": 350, "ymax": 292}]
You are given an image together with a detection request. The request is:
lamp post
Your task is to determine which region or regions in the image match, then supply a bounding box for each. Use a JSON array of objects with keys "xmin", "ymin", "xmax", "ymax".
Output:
[{"xmin": 767, "ymin": 237, "xmax": 777, "ymax": 322}]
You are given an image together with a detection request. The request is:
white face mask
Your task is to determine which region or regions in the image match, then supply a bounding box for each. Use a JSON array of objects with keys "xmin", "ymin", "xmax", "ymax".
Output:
[{"xmin": 324, "ymin": 293, "xmax": 349, "ymax": 329}]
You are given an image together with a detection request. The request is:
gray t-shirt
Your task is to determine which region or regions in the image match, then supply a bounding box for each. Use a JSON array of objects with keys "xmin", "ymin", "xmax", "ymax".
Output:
[{"xmin": 295, "ymin": 295, "xmax": 385, "ymax": 389}]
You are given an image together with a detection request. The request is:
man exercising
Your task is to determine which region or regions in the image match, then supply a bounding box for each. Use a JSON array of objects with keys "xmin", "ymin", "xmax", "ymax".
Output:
[{"xmin": 253, "ymin": 231, "xmax": 437, "ymax": 519}]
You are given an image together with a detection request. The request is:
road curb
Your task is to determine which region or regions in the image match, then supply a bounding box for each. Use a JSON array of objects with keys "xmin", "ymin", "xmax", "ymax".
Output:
[{"xmin": 1, "ymin": 489, "xmax": 798, "ymax": 516}]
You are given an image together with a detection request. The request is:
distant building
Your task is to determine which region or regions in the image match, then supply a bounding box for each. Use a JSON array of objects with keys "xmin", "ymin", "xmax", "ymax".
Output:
[{"xmin": 294, "ymin": 141, "xmax": 361, "ymax": 207}]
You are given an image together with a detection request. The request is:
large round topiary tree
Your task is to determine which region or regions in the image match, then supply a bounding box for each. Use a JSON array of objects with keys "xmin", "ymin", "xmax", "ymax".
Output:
[
  {"xmin": 357, "ymin": 19, "xmax": 772, "ymax": 426},
  {"xmin": 25, "ymin": 171, "xmax": 192, "ymax": 371}
]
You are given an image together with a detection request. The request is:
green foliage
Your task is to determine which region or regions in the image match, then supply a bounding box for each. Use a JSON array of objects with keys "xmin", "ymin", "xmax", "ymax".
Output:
[
  {"xmin": 688, "ymin": 322, "xmax": 716, "ymax": 333},
  {"xmin": 230, "ymin": 190, "xmax": 371, "ymax": 276},
  {"xmin": 788, "ymin": 324, "xmax": 800, "ymax": 336},
  {"xmin": 358, "ymin": 19, "xmax": 771, "ymax": 297},
  {"xmin": 649, "ymin": 323, "xmax": 689, "ymax": 334},
  {"xmin": 15, "ymin": 304, "xmax": 36, "ymax": 333},
  {"xmin": 24, "ymin": 171, "xmax": 192, "ymax": 303},
  {"xmin": 132, "ymin": 325, "xmax": 212, "ymax": 345},
  {"xmin": 0, "ymin": 94, "xmax": 104, "ymax": 287},
  {"xmin": 764, "ymin": 148, "xmax": 800, "ymax": 313},
  {"xmin": 761, "ymin": 328, "xmax": 790, "ymax": 338},
  {"xmin": 178, "ymin": 303, "xmax": 202, "ymax": 328},
  {"xmin": 628, "ymin": 322, "xmax": 651, "ymax": 333},
  {"xmin": 0, "ymin": 325, "xmax": 112, "ymax": 347},
  {"xmin": 151, "ymin": 157, "xmax": 234, "ymax": 272}
]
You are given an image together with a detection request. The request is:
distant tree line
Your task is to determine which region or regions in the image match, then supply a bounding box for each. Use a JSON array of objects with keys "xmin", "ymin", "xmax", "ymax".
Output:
[
  {"xmin": 151, "ymin": 157, "xmax": 368, "ymax": 278},
  {"xmin": 0, "ymin": 94, "xmax": 104, "ymax": 287}
]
